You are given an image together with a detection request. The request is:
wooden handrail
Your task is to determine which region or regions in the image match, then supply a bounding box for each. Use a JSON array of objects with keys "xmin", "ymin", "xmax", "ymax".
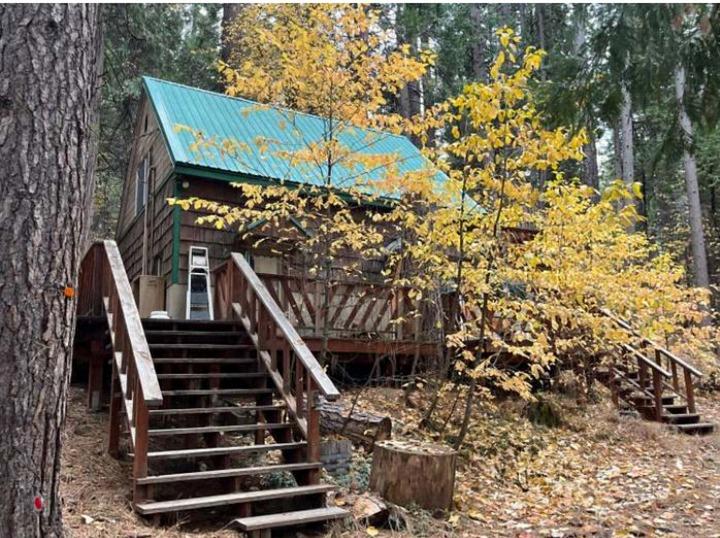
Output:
[
  {"xmin": 601, "ymin": 309, "xmax": 703, "ymax": 377},
  {"xmin": 78, "ymin": 240, "xmax": 162, "ymax": 503},
  {"xmin": 213, "ymin": 254, "xmax": 342, "ymax": 474},
  {"xmin": 232, "ymin": 254, "xmax": 339, "ymax": 399},
  {"xmin": 80, "ymin": 241, "xmax": 163, "ymax": 404},
  {"xmin": 621, "ymin": 344, "xmax": 671, "ymax": 378},
  {"xmin": 602, "ymin": 308, "xmax": 701, "ymax": 414}
]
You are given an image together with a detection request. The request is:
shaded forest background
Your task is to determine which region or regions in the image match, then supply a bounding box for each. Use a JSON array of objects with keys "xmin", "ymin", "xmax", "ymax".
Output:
[{"xmin": 95, "ymin": 3, "xmax": 720, "ymax": 292}]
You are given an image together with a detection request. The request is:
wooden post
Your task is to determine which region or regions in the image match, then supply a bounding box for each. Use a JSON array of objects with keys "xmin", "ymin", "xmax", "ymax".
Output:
[
  {"xmin": 652, "ymin": 369, "xmax": 663, "ymax": 421},
  {"xmin": 610, "ymin": 365, "xmax": 619, "ymax": 406},
  {"xmin": 87, "ymin": 339, "xmax": 105, "ymax": 411},
  {"xmin": 667, "ymin": 354, "xmax": 680, "ymax": 393},
  {"xmin": 684, "ymin": 368, "xmax": 696, "ymax": 413},
  {"xmin": 306, "ymin": 378, "xmax": 320, "ymax": 485},
  {"xmin": 295, "ymin": 360, "xmax": 304, "ymax": 418},
  {"xmin": 108, "ymin": 366, "xmax": 122, "ymax": 458},
  {"xmin": 133, "ymin": 392, "xmax": 149, "ymax": 503},
  {"xmin": 282, "ymin": 344, "xmax": 291, "ymax": 393},
  {"xmin": 638, "ymin": 360, "xmax": 648, "ymax": 391}
]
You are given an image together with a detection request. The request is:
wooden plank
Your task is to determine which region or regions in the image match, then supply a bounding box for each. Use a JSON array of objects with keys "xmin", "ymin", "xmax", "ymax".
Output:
[
  {"xmin": 149, "ymin": 404, "xmax": 285, "ymax": 416},
  {"xmin": 136, "ymin": 462, "xmax": 322, "ymax": 485},
  {"xmin": 234, "ymin": 507, "xmax": 348, "ymax": 531},
  {"xmin": 149, "ymin": 422, "xmax": 291, "ymax": 436},
  {"xmin": 103, "ymin": 240, "xmax": 163, "ymax": 405},
  {"xmin": 161, "ymin": 388, "xmax": 274, "ymax": 396},
  {"xmin": 152, "ymin": 358, "xmax": 257, "ymax": 365},
  {"xmin": 149, "ymin": 343, "xmax": 254, "ymax": 350},
  {"xmin": 134, "ymin": 484, "xmax": 334, "ymax": 515},
  {"xmin": 146, "ymin": 441, "xmax": 306, "ymax": 460},
  {"xmin": 156, "ymin": 373, "xmax": 264, "ymax": 380}
]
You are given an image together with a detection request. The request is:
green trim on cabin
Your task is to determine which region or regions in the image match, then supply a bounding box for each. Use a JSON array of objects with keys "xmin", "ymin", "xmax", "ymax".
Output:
[
  {"xmin": 171, "ymin": 178, "xmax": 181, "ymax": 284},
  {"xmin": 174, "ymin": 163, "xmax": 395, "ymax": 210}
]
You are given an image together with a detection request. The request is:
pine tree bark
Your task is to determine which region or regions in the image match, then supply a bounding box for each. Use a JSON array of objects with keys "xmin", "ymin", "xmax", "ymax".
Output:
[
  {"xmin": 583, "ymin": 133, "xmax": 600, "ymax": 190},
  {"xmin": 470, "ymin": 4, "xmax": 486, "ymax": 81},
  {"xmin": 620, "ymin": 82, "xmax": 635, "ymax": 186},
  {"xmin": 674, "ymin": 63, "xmax": 710, "ymax": 288},
  {"xmin": 221, "ymin": 4, "xmax": 244, "ymax": 64},
  {"xmin": 0, "ymin": 5, "xmax": 102, "ymax": 537}
]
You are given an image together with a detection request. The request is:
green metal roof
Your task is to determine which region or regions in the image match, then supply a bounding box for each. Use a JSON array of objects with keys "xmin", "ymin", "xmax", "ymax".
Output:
[{"xmin": 143, "ymin": 76, "xmax": 435, "ymax": 192}]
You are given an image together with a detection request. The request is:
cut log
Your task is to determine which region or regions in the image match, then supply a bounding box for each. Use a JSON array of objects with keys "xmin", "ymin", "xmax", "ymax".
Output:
[
  {"xmin": 369, "ymin": 440, "xmax": 457, "ymax": 511},
  {"xmin": 319, "ymin": 399, "xmax": 391, "ymax": 449}
]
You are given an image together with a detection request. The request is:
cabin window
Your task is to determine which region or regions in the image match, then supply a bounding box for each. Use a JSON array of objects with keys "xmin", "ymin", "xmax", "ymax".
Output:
[
  {"xmin": 135, "ymin": 157, "xmax": 148, "ymax": 215},
  {"xmin": 143, "ymin": 114, "xmax": 148, "ymax": 133}
]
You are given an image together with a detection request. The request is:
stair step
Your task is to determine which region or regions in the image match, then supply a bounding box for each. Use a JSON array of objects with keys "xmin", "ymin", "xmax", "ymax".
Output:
[
  {"xmin": 150, "ymin": 344, "xmax": 255, "ymax": 350},
  {"xmin": 662, "ymin": 413, "xmax": 701, "ymax": 424},
  {"xmin": 135, "ymin": 485, "xmax": 334, "ymax": 515},
  {"xmin": 149, "ymin": 422, "xmax": 292, "ymax": 436},
  {"xmin": 233, "ymin": 506, "xmax": 349, "ymax": 532},
  {"xmin": 153, "ymin": 358, "xmax": 257, "ymax": 365},
  {"xmin": 142, "ymin": 319, "xmax": 241, "ymax": 327},
  {"xmin": 674, "ymin": 422, "xmax": 715, "ymax": 435},
  {"xmin": 162, "ymin": 388, "xmax": 273, "ymax": 397},
  {"xmin": 157, "ymin": 373, "xmax": 266, "ymax": 380},
  {"xmin": 146, "ymin": 330, "xmax": 247, "ymax": 337},
  {"xmin": 145, "ymin": 441, "xmax": 306, "ymax": 460},
  {"xmin": 632, "ymin": 395, "xmax": 676, "ymax": 405},
  {"xmin": 662, "ymin": 404, "xmax": 689, "ymax": 413},
  {"xmin": 137, "ymin": 462, "xmax": 322, "ymax": 485},
  {"xmin": 149, "ymin": 404, "xmax": 285, "ymax": 416}
]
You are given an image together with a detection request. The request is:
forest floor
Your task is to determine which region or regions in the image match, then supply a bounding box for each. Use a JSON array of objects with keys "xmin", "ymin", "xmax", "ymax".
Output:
[{"xmin": 61, "ymin": 384, "xmax": 720, "ymax": 538}]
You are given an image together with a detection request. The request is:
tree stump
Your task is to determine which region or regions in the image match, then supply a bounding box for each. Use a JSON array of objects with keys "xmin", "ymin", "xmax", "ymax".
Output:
[{"xmin": 369, "ymin": 440, "xmax": 457, "ymax": 511}]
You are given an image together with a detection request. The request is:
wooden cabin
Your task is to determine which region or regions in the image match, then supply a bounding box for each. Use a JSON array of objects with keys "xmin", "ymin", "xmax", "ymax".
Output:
[{"xmin": 116, "ymin": 76, "xmax": 438, "ymax": 362}]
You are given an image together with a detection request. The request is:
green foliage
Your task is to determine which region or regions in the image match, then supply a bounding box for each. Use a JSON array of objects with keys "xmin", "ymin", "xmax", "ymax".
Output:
[{"xmin": 95, "ymin": 4, "xmax": 221, "ymax": 238}]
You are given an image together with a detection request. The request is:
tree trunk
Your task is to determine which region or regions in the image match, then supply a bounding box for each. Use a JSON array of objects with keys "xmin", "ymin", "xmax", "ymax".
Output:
[
  {"xmin": 583, "ymin": 133, "xmax": 600, "ymax": 190},
  {"xmin": 369, "ymin": 440, "xmax": 457, "ymax": 511},
  {"xmin": 319, "ymin": 400, "xmax": 391, "ymax": 449},
  {"xmin": 674, "ymin": 63, "xmax": 710, "ymax": 288},
  {"xmin": 470, "ymin": 4, "xmax": 486, "ymax": 81},
  {"xmin": 613, "ymin": 124, "xmax": 623, "ymax": 179},
  {"xmin": 0, "ymin": 5, "xmax": 102, "ymax": 537},
  {"xmin": 620, "ymin": 82, "xmax": 635, "ymax": 186},
  {"xmin": 220, "ymin": 4, "xmax": 244, "ymax": 64}
]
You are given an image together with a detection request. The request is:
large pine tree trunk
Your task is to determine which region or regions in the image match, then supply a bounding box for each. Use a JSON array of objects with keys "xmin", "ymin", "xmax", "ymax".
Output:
[
  {"xmin": 674, "ymin": 63, "xmax": 710, "ymax": 288},
  {"xmin": 470, "ymin": 4, "xmax": 486, "ymax": 81},
  {"xmin": 0, "ymin": 5, "xmax": 102, "ymax": 537},
  {"xmin": 221, "ymin": 4, "xmax": 244, "ymax": 64},
  {"xmin": 583, "ymin": 133, "xmax": 600, "ymax": 190},
  {"xmin": 620, "ymin": 82, "xmax": 635, "ymax": 186}
]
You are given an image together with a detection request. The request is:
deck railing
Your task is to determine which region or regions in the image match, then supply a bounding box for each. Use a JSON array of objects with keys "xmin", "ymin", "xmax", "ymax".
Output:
[
  {"xmin": 601, "ymin": 309, "xmax": 703, "ymax": 417},
  {"xmin": 213, "ymin": 254, "xmax": 341, "ymax": 475},
  {"xmin": 78, "ymin": 240, "xmax": 162, "ymax": 502},
  {"xmin": 254, "ymin": 273, "xmax": 426, "ymax": 342}
]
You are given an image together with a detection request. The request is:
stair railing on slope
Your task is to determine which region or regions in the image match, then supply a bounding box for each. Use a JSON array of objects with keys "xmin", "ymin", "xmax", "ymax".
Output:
[
  {"xmin": 601, "ymin": 309, "xmax": 703, "ymax": 419},
  {"xmin": 213, "ymin": 253, "xmax": 340, "ymax": 481},
  {"xmin": 78, "ymin": 240, "xmax": 163, "ymax": 503}
]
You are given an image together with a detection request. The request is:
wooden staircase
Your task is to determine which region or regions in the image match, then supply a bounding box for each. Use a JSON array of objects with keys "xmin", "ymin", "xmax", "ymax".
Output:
[
  {"xmin": 78, "ymin": 242, "xmax": 349, "ymax": 536},
  {"xmin": 597, "ymin": 310, "xmax": 715, "ymax": 435}
]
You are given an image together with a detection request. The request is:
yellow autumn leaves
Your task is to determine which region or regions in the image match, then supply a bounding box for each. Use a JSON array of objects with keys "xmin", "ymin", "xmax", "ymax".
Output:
[{"xmin": 170, "ymin": 8, "xmax": 716, "ymax": 406}]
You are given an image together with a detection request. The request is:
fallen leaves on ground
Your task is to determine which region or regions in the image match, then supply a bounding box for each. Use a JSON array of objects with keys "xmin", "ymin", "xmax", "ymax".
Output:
[{"xmin": 338, "ymin": 385, "xmax": 720, "ymax": 537}]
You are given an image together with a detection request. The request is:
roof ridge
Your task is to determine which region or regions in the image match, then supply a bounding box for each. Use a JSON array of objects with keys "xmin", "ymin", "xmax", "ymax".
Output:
[{"xmin": 141, "ymin": 75, "xmax": 409, "ymax": 141}]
